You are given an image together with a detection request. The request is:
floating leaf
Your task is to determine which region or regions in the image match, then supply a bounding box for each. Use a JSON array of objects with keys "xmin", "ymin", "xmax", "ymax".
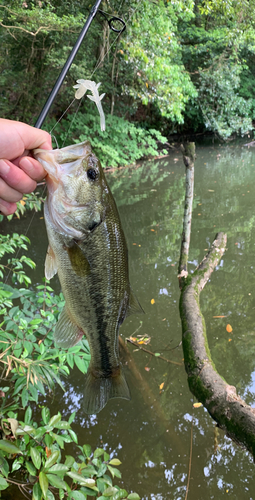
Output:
[
  {"xmin": 159, "ymin": 383, "xmax": 164, "ymax": 390},
  {"xmin": 151, "ymin": 299, "xmax": 155, "ymax": 304},
  {"xmin": 154, "ymin": 353, "xmax": 160, "ymax": 357},
  {"xmin": 226, "ymin": 324, "xmax": 233, "ymax": 333},
  {"xmin": 193, "ymin": 402, "xmax": 203, "ymax": 408}
]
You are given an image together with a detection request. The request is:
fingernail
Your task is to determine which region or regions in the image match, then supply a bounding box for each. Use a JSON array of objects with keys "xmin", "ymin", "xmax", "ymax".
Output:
[
  {"xmin": 0, "ymin": 160, "xmax": 10, "ymax": 176},
  {"xmin": 19, "ymin": 157, "xmax": 34, "ymax": 172}
]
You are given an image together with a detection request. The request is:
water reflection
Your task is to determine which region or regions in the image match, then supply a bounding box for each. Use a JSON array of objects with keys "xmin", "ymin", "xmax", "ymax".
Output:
[{"xmin": 5, "ymin": 142, "xmax": 255, "ymax": 499}]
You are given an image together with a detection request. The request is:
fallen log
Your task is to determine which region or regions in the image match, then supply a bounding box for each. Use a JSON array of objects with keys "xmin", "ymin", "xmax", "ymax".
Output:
[{"xmin": 179, "ymin": 143, "xmax": 255, "ymax": 460}]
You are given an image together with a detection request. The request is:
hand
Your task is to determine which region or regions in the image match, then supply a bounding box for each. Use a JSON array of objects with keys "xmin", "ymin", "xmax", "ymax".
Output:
[{"xmin": 0, "ymin": 119, "xmax": 52, "ymax": 215}]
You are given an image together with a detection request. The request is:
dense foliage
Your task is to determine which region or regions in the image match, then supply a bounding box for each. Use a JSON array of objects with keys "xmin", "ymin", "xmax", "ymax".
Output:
[
  {"xmin": 1, "ymin": 0, "xmax": 255, "ymax": 148},
  {"xmin": 0, "ymin": 231, "xmax": 140, "ymax": 499}
]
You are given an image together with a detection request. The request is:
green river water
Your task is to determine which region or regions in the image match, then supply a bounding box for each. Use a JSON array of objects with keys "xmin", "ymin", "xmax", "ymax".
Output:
[{"xmin": 2, "ymin": 140, "xmax": 255, "ymax": 499}]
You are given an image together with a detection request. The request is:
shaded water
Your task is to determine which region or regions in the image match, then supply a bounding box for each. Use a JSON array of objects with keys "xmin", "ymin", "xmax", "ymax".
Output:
[{"xmin": 3, "ymin": 141, "xmax": 255, "ymax": 499}]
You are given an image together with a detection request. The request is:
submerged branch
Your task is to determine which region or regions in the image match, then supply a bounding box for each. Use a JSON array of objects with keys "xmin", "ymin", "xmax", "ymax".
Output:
[
  {"xmin": 179, "ymin": 143, "xmax": 255, "ymax": 460},
  {"xmin": 119, "ymin": 336, "xmax": 185, "ymax": 453},
  {"xmin": 126, "ymin": 338, "xmax": 182, "ymax": 366}
]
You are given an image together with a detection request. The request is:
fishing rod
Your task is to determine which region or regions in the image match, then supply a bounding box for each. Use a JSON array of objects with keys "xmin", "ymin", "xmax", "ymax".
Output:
[{"xmin": 35, "ymin": 1, "xmax": 126, "ymax": 130}]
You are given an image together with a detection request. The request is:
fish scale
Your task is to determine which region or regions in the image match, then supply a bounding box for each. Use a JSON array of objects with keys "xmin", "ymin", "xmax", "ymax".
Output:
[{"xmin": 34, "ymin": 141, "xmax": 143, "ymax": 414}]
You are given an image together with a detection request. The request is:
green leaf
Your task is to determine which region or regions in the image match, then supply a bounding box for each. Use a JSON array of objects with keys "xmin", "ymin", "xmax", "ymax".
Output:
[
  {"xmin": 70, "ymin": 492, "xmax": 87, "ymax": 500},
  {"xmin": 67, "ymin": 472, "xmax": 96, "ymax": 488},
  {"xmin": 46, "ymin": 489, "xmax": 55, "ymax": 500},
  {"xmin": 48, "ymin": 413, "xmax": 61, "ymax": 428},
  {"xmin": 25, "ymin": 460, "xmax": 37, "ymax": 476},
  {"xmin": 0, "ymin": 476, "xmax": 8, "ymax": 491},
  {"xmin": 44, "ymin": 434, "xmax": 53, "ymax": 449},
  {"xmin": 103, "ymin": 487, "xmax": 118, "ymax": 497},
  {"xmin": 29, "ymin": 383, "xmax": 38, "ymax": 403},
  {"xmin": 0, "ymin": 440, "xmax": 22, "ymax": 455},
  {"xmin": 44, "ymin": 450, "xmax": 60, "ymax": 470},
  {"xmin": 51, "ymin": 432, "xmax": 64, "ymax": 449},
  {"xmin": 154, "ymin": 352, "xmax": 160, "ymax": 357},
  {"xmin": 24, "ymin": 406, "xmax": 32, "ymax": 424},
  {"xmin": 39, "ymin": 471, "xmax": 49, "ymax": 499},
  {"xmin": 16, "ymin": 424, "xmax": 35, "ymax": 435},
  {"xmin": 42, "ymin": 407, "xmax": 50, "ymax": 425},
  {"xmin": 74, "ymin": 355, "xmax": 88, "ymax": 374},
  {"xmin": 13, "ymin": 377, "xmax": 26, "ymax": 395},
  {"xmin": 0, "ymin": 457, "xmax": 9, "ymax": 477},
  {"xmin": 54, "ymin": 421, "xmax": 70, "ymax": 430},
  {"xmin": 97, "ymin": 463, "xmax": 107, "ymax": 477},
  {"xmin": 21, "ymin": 387, "xmax": 29, "ymax": 408},
  {"xmin": 127, "ymin": 494, "xmax": 140, "ymax": 500},
  {"xmin": 83, "ymin": 444, "xmax": 91, "ymax": 458},
  {"xmin": 94, "ymin": 447, "xmax": 105, "ymax": 458},
  {"xmin": 107, "ymin": 465, "xmax": 121, "ymax": 479},
  {"xmin": 46, "ymin": 473, "xmax": 67, "ymax": 490},
  {"xmin": 68, "ymin": 429, "xmax": 78, "ymax": 443},
  {"xmin": 68, "ymin": 411, "xmax": 76, "ymax": 424},
  {"xmin": 33, "ymin": 482, "xmax": 42, "ymax": 500},
  {"xmin": 64, "ymin": 455, "xmax": 75, "ymax": 468},
  {"xmin": 47, "ymin": 464, "xmax": 69, "ymax": 475},
  {"xmin": 109, "ymin": 458, "xmax": 121, "ymax": 466},
  {"xmin": 112, "ymin": 489, "xmax": 128, "ymax": 499},
  {"xmin": 31, "ymin": 447, "xmax": 41, "ymax": 470}
]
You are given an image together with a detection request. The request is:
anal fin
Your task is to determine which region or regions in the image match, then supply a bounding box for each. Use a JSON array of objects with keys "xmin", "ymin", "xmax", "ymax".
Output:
[{"xmin": 54, "ymin": 305, "xmax": 84, "ymax": 348}]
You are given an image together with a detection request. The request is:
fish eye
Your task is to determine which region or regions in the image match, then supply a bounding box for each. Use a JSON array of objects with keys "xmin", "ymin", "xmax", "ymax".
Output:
[{"xmin": 87, "ymin": 168, "xmax": 98, "ymax": 181}]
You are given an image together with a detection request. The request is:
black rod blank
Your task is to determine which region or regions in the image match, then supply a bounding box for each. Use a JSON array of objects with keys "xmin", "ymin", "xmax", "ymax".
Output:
[{"xmin": 35, "ymin": 0, "xmax": 103, "ymax": 129}]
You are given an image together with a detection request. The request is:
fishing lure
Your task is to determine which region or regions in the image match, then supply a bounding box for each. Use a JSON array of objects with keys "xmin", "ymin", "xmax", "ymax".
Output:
[{"xmin": 73, "ymin": 79, "xmax": 106, "ymax": 132}]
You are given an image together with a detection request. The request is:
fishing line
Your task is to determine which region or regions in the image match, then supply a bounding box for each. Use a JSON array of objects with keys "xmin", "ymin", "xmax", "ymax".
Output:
[
  {"xmin": 5, "ymin": 1, "xmax": 143, "ymax": 285},
  {"xmin": 47, "ymin": 0, "xmax": 142, "ymax": 142}
]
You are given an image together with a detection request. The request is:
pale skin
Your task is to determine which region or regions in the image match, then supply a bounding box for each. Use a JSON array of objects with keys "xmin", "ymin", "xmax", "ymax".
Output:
[{"xmin": 0, "ymin": 119, "xmax": 52, "ymax": 216}]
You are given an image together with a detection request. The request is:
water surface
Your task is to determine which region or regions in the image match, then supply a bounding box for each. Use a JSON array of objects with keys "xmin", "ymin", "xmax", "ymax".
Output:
[{"xmin": 4, "ymin": 141, "xmax": 255, "ymax": 499}]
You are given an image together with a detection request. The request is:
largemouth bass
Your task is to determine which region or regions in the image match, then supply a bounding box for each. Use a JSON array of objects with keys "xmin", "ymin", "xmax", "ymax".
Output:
[{"xmin": 34, "ymin": 141, "xmax": 142, "ymax": 414}]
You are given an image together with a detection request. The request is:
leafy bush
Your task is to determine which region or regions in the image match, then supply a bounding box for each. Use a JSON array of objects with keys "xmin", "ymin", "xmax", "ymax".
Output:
[
  {"xmin": 0, "ymin": 281, "xmax": 90, "ymax": 413},
  {"xmin": 0, "ymin": 406, "xmax": 140, "ymax": 500},
  {"xmin": 198, "ymin": 61, "xmax": 253, "ymax": 140},
  {"xmin": 49, "ymin": 113, "xmax": 168, "ymax": 168}
]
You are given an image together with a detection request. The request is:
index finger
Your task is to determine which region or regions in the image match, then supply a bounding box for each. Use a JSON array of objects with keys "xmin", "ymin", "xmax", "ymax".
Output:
[{"xmin": 0, "ymin": 119, "xmax": 52, "ymax": 160}]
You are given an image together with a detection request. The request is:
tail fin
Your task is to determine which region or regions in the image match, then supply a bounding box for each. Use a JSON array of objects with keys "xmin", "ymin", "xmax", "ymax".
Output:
[{"xmin": 83, "ymin": 367, "xmax": 130, "ymax": 414}]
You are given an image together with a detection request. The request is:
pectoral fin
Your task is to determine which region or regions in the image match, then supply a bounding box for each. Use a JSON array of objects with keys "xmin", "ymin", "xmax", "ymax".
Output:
[
  {"xmin": 67, "ymin": 242, "xmax": 91, "ymax": 277},
  {"xmin": 45, "ymin": 245, "xmax": 58, "ymax": 280},
  {"xmin": 54, "ymin": 305, "xmax": 84, "ymax": 348}
]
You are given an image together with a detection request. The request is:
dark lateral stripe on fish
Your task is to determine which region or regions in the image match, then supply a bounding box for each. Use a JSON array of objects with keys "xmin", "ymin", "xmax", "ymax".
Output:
[{"xmin": 91, "ymin": 287, "xmax": 113, "ymax": 377}]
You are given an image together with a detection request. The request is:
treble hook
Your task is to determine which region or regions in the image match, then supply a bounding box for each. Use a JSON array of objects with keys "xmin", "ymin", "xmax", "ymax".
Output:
[{"xmin": 97, "ymin": 9, "xmax": 126, "ymax": 33}]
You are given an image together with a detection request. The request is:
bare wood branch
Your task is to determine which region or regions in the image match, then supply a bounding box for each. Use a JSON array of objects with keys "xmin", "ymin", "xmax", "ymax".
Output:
[
  {"xmin": 178, "ymin": 143, "xmax": 255, "ymax": 459},
  {"xmin": 178, "ymin": 142, "xmax": 195, "ymax": 280}
]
